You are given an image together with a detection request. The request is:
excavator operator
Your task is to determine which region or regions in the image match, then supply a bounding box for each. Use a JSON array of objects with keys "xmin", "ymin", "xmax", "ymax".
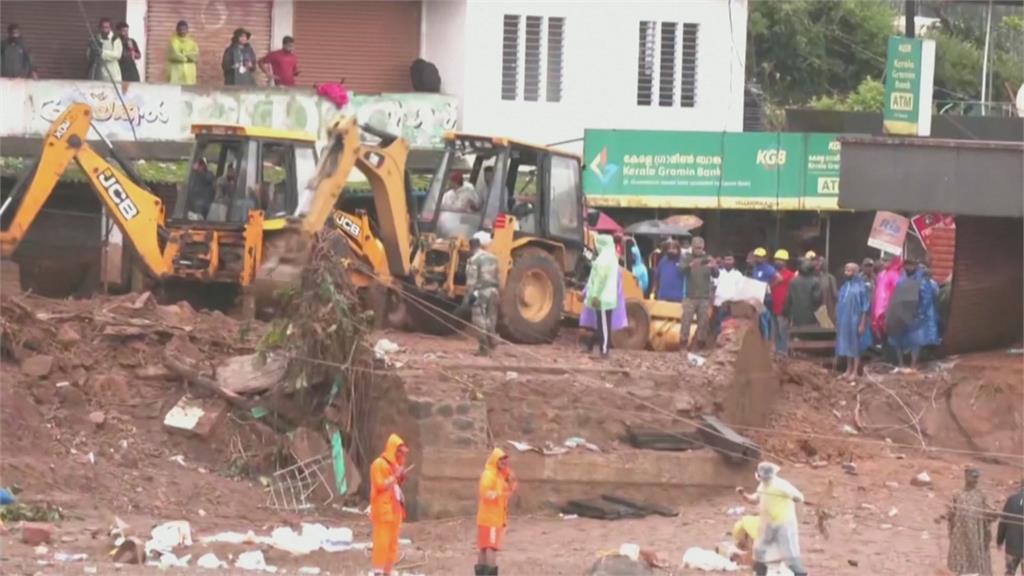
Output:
[{"xmin": 186, "ymin": 157, "xmax": 216, "ymax": 220}]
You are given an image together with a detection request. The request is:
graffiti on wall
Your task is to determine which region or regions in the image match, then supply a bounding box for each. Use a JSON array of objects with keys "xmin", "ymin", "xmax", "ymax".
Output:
[{"xmin": 2, "ymin": 79, "xmax": 458, "ymax": 150}]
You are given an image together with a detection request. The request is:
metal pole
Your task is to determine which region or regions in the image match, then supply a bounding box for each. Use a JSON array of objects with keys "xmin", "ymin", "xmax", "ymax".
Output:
[
  {"xmin": 824, "ymin": 214, "xmax": 831, "ymax": 268},
  {"xmin": 980, "ymin": 0, "xmax": 994, "ymax": 114},
  {"xmin": 904, "ymin": 0, "xmax": 916, "ymax": 38}
]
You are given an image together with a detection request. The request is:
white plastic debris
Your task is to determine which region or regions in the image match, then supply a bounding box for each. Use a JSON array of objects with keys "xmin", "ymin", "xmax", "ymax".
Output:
[
  {"xmin": 842, "ymin": 424, "xmax": 859, "ymax": 435},
  {"xmin": 888, "ymin": 506, "xmax": 899, "ymax": 518},
  {"xmin": 236, "ymin": 550, "xmax": 277, "ymax": 572},
  {"xmin": 145, "ymin": 521, "xmax": 192, "ymax": 557},
  {"xmin": 298, "ymin": 568, "xmax": 321, "ymax": 575},
  {"xmin": 168, "ymin": 455, "xmax": 187, "ymax": 467},
  {"xmin": 911, "ymin": 471, "xmax": 933, "ymax": 487},
  {"xmin": 559, "ymin": 513, "xmax": 578, "ymax": 520},
  {"xmin": 507, "ymin": 440, "xmax": 535, "ymax": 452},
  {"xmin": 197, "ymin": 553, "xmax": 227, "ymax": 570},
  {"xmin": 726, "ymin": 506, "xmax": 746, "ymax": 516},
  {"xmin": 34, "ymin": 546, "xmax": 48, "ymax": 555},
  {"xmin": 680, "ymin": 547, "xmax": 739, "ymax": 571},
  {"xmin": 687, "ymin": 352, "xmax": 707, "ymax": 367},
  {"xmin": 373, "ymin": 338, "xmax": 402, "ymax": 365},
  {"xmin": 618, "ymin": 543, "xmax": 640, "ymax": 562},
  {"xmin": 154, "ymin": 553, "xmax": 191, "ymax": 568},
  {"xmin": 321, "ymin": 526, "xmax": 355, "ymax": 552},
  {"xmin": 270, "ymin": 526, "xmax": 319, "ymax": 556}
]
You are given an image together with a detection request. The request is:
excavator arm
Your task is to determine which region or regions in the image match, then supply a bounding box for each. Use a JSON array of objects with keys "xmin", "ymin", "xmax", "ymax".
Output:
[
  {"xmin": 0, "ymin": 103, "xmax": 170, "ymax": 278},
  {"xmin": 301, "ymin": 115, "xmax": 413, "ymax": 278}
]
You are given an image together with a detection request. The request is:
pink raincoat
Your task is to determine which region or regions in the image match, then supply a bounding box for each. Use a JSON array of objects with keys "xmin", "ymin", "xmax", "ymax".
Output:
[{"xmin": 871, "ymin": 256, "xmax": 903, "ymax": 339}]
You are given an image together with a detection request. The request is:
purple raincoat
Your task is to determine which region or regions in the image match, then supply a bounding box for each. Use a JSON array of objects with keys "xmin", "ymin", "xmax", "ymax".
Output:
[{"xmin": 579, "ymin": 269, "xmax": 629, "ymax": 331}]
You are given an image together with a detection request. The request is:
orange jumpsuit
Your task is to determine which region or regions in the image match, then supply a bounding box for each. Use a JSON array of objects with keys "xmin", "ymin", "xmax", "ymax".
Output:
[
  {"xmin": 477, "ymin": 447, "xmax": 513, "ymax": 550},
  {"xmin": 371, "ymin": 434, "xmax": 406, "ymax": 572}
]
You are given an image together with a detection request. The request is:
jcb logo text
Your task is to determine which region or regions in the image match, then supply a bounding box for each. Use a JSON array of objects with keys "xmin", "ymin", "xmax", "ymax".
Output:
[{"xmin": 98, "ymin": 170, "xmax": 140, "ymax": 221}]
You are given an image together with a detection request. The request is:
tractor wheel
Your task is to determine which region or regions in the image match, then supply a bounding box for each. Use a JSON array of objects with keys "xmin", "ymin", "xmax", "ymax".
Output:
[
  {"xmin": 499, "ymin": 248, "xmax": 565, "ymax": 344},
  {"xmin": 611, "ymin": 299, "xmax": 650, "ymax": 350}
]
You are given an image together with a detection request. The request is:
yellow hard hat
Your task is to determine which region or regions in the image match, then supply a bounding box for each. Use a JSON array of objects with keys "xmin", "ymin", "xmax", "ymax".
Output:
[
  {"xmin": 804, "ymin": 250, "xmax": 817, "ymax": 259},
  {"xmin": 753, "ymin": 247, "xmax": 768, "ymax": 257},
  {"xmin": 774, "ymin": 249, "xmax": 790, "ymax": 260}
]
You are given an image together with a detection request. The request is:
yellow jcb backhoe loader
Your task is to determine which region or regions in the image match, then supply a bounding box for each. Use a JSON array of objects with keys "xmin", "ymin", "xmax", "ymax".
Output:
[{"xmin": 0, "ymin": 103, "xmax": 413, "ymax": 315}]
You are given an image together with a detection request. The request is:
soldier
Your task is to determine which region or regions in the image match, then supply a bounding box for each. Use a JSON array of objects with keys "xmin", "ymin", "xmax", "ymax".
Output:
[{"xmin": 461, "ymin": 231, "xmax": 500, "ymax": 355}]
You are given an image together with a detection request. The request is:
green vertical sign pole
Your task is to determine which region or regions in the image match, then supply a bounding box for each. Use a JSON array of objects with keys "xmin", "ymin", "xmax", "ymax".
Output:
[{"xmin": 883, "ymin": 36, "xmax": 936, "ymax": 136}]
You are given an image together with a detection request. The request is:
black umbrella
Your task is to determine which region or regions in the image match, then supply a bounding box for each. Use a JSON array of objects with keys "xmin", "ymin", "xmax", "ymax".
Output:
[{"xmin": 624, "ymin": 219, "xmax": 694, "ymax": 238}]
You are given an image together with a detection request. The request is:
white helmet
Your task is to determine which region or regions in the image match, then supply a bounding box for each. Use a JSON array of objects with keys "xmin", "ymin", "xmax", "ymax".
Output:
[{"xmin": 472, "ymin": 231, "xmax": 492, "ymax": 247}]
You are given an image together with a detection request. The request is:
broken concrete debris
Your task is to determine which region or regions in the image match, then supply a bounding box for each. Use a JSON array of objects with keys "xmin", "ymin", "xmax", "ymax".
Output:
[
  {"xmin": 20, "ymin": 354, "xmax": 54, "ymax": 377},
  {"xmin": 162, "ymin": 395, "xmax": 227, "ymax": 438},
  {"xmin": 21, "ymin": 522, "xmax": 54, "ymax": 545}
]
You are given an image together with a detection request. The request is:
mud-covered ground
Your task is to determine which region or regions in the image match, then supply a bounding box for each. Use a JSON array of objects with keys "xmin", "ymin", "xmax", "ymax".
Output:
[{"xmin": 1, "ymin": 293, "xmax": 1020, "ymax": 575}]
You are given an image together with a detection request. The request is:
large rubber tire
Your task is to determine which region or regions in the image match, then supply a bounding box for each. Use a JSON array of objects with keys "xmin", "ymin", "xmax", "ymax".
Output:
[
  {"xmin": 611, "ymin": 299, "xmax": 650, "ymax": 350},
  {"xmin": 499, "ymin": 248, "xmax": 564, "ymax": 344}
]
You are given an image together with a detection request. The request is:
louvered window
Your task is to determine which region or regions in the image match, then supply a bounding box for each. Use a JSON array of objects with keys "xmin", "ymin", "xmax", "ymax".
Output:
[
  {"xmin": 636, "ymin": 21, "xmax": 656, "ymax": 106},
  {"xmin": 501, "ymin": 15, "xmax": 520, "ymax": 101},
  {"xmin": 680, "ymin": 23, "xmax": 700, "ymax": 107},
  {"xmin": 637, "ymin": 21, "xmax": 700, "ymax": 108},
  {"xmin": 500, "ymin": 14, "xmax": 565, "ymax": 103},
  {"xmin": 546, "ymin": 17, "xmax": 565, "ymax": 102}
]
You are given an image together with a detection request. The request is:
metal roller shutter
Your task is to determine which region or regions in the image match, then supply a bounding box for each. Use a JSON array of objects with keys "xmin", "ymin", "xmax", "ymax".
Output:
[
  {"xmin": 294, "ymin": 0, "xmax": 420, "ymax": 92},
  {"xmin": 145, "ymin": 0, "xmax": 271, "ymax": 85},
  {"xmin": 0, "ymin": 0, "xmax": 126, "ymax": 80},
  {"xmin": 943, "ymin": 217, "xmax": 1023, "ymax": 354}
]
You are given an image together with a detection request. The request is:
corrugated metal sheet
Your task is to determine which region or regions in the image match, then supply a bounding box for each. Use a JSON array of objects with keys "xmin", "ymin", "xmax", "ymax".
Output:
[
  {"xmin": 0, "ymin": 0, "xmax": 126, "ymax": 80},
  {"xmin": 145, "ymin": 0, "xmax": 271, "ymax": 85},
  {"xmin": 943, "ymin": 217, "xmax": 1023, "ymax": 354},
  {"xmin": 926, "ymin": 226, "xmax": 955, "ymax": 284},
  {"xmin": 293, "ymin": 0, "xmax": 420, "ymax": 92},
  {"xmin": 839, "ymin": 138, "xmax": 1024, "ymax": 217}
]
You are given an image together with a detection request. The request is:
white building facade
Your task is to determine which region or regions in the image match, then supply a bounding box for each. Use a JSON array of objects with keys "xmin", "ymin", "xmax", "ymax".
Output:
[{"xmin": 422, "ymin": 0, "xmax": 749, "ymax": 154}]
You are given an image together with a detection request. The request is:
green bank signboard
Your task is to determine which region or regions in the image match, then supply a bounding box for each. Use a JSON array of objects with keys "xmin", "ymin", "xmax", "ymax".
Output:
[
  {"xmin": 583, "ymin": 130, "xmax": 843, "ymax": 210},
  {"xmin": 882, "ymin": 36, "xmax": 936, "ymax": 136}
]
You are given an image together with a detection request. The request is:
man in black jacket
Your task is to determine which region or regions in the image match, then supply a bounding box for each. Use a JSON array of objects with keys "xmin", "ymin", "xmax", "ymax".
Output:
[
  {"xmin": 1, "ymin": 24, "xmax": 36, "ymax": 78},
  {"xmin": 998, "ymin": 482, "xmax": 1024, "ymax": 575}
]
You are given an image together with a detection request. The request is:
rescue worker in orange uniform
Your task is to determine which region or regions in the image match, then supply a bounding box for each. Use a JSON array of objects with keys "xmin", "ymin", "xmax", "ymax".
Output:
[
  {"xmin": 370, "ymin": 434, "xmax": 410, "ymax": 576},
  {"xmin": 476, "ymin": 448, "xmax": 517, "ymax": 576}
]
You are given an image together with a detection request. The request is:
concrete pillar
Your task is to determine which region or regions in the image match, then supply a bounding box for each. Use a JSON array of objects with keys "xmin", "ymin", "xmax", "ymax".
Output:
[
  {"xmin": 271, "ymin": 0, "xmax": 294, "ymax": 47},
  {"xmin": 125, "ymin": 0, "xmax": 148, "ymax": 82}
]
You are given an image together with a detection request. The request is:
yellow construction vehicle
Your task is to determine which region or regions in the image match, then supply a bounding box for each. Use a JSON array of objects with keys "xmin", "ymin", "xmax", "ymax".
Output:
[
  {"xmin": 0, "ymin": 102, "xmax": 410, "ymax": 316},
  {"xmin": 2, "ymin": 103, "xmax": 680, "ymax": 349},
  {"xmin": 321, "ymin": 131, "xmax": 682, "ymax": 349}
]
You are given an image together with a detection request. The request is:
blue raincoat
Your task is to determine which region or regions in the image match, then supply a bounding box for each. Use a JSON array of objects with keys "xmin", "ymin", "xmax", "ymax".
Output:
[
  {"xmin": 629, "ymin": 244, "xmax": 649, "ymax": 295},
  {"xmin": 888, "ymin": 269, "xmax": 941, "ymax": 350},
  {"xmin": 835, "ymin": 275, "xmax": 872, "ymax": 358}
]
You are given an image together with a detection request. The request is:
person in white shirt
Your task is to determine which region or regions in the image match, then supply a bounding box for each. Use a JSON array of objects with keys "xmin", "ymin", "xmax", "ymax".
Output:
[{"xmin": 712, "ymin": 254, "xmax": 744, "ymax": 337}]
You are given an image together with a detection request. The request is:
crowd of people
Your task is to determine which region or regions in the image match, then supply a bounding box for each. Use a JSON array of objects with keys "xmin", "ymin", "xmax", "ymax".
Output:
[
  {"xmin": 584, "ymin": 232, "xmax": 943, "ymax": 377},
  {"xmin": 1, "ymin": 19, "xmax": 302, "ymax": 88}
]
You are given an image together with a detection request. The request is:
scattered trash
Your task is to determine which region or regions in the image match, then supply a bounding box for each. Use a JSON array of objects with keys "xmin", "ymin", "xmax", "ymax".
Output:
[
  {"xmin": 726, "ymin": 506, "xmax": 746, "ymax": 516},
  {"xmin": 910, "ymin": 471, "xmax": 932, "ymax": 488},
  {"xmin": 145, "ymin": 521, "xmax": 192, "ymax": 557},
  {"xmin": 53, "ymin": 552, "xmax": 89, "ymax": 562},
  {"xmin": 686, "ymin": 352, "xmax": 707, "ymax": 368},
  {"xmin": 880, "ymin": 523, "xmax": 893, "ymax": 530},
  {"xmin": 860, "ymin": 503, "xmax": 877, "ymax": 511},
  {"xmin": 841, "ymin": 425, "xmax": 859, "ymax": 436},
  {"xmin": 680, "ymin": 547, "xmax": 739, "ymax": 571},
  {"xmin": 266, "ymin": 454, "xmax": 335, "ymax": 511},
  {"xmin": 506, "ymin": 440, "xmax": 534, "ymax": 453},
  {"xmin": 619, "ymin": 543, "xmax": 640, "ymax": 562},
  {"xmin": 505, "ymin": 371, "xmax": 519, "ymax": 381},
  {"xmin": 236, "ymin": 550, "xmax": 277, "ymax": 572},
  {"xmin": 1008, "ymin": 348, "xmax": 1023, "ymax": 355},
  {"xmin": 1, "ymin": 488, "xmax": 18, "ymax": 505},
  {"xmin": 884, "ymin": 481, "xmax": 899, "ymax": 489},
  {"xmin": 197, "ymin": 553, "xmax": 227, "ymax": 570},
  {"xmin": 564, "ymin": 436, "xmax": 601, "ymax": 452},
  {"xmin": 168, "ymin": 455, "xmax": 188, "ymax": 467},
  {"xmin": 559, "ymin": 513, "xmax": 579, "ymax": 520},
  {"xmin": 111, "ymin": 537, "xmax": 145, "ymax": 564},
  {"xmin": 373, "ymin": 338, "xmax": 402, "ymax": 365},
  {"xmin": 87, "ymin": 452, "xmax": 95, "ymax": 465},
  {"xmin": 88, "ymin": 411, "xmax": 106, "ymax": 427},
  {"xmin": 83, "ymin": 566, "xmax": 98, "ymax": 574},
  {"xmin": 298, "ymin": 568, "xmax": 321, "ymax": 575},
  {"xmin": 841, "ymin": 462, "xmax": 858, "ymax": 475},
  {"xmin": 810, "ymin": 460, "xmax": 828, "ymax": 469},
  {"xmin": 153, "ymin": 552, "xmax": 191, "ymax": 568},
  {"xmin": 888, "ymin": 506, "xmax": 899, "ymax": 517},
  {"xmin": 33, "ymin": 546, "xmax": 48, "ymax": 555}
]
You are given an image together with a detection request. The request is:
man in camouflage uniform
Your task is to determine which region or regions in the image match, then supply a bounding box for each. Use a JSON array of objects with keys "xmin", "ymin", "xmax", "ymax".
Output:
[{"xmin": 463, "ymin": 231, "xmax": 500, "ymax": 356}]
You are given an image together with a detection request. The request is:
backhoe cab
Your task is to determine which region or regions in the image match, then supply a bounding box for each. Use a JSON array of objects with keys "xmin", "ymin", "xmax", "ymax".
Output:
[{"xmin": 411, "ymin": 134, "xmax": 604, "ymax": 344}]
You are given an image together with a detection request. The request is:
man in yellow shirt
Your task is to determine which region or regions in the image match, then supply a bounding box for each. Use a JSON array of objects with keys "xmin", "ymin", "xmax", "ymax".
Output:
[{"xmin": 736, "ymin": 462, "xmax": 806, "ymax": 576}]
